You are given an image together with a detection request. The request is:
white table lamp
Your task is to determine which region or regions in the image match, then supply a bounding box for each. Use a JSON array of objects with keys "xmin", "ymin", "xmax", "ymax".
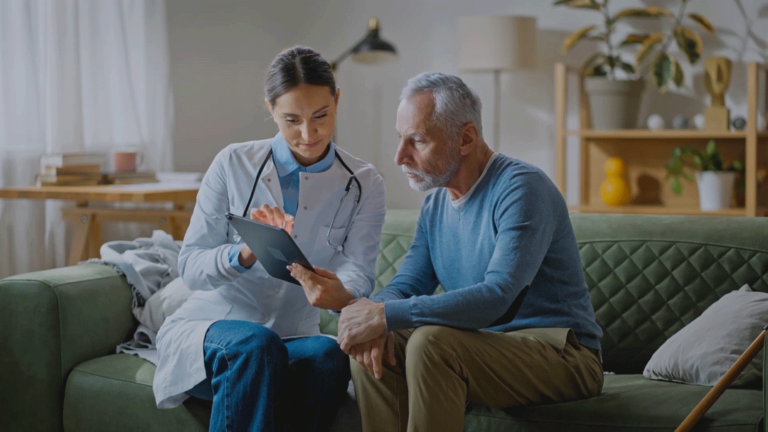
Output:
[{"xmin": 456, "ymin": 15, "xmax": 537, "ymax": 151}]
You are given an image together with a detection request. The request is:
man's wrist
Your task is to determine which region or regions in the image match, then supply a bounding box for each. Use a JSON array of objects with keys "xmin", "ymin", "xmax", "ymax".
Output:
[
  {"xmin": 381, "ymin": 299, "xmax": 411, "ymax": 331},
  {"xmin": 377, "ymin": 302, "xmax": 388, "ymax": 332}
]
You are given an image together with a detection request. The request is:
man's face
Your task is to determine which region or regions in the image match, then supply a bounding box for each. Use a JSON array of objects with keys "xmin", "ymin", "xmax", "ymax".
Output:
[{"xmin": 394, "ymin": 92, "xmax": 461, "ymax": 191}]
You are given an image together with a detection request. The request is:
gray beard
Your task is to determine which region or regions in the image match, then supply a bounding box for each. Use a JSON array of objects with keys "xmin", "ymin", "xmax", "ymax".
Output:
[{"xmin": 403, "ymin": 153, "xmax": 461, "ymax": 192}]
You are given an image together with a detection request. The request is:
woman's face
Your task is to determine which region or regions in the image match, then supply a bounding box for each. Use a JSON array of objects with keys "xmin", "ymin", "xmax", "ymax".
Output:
[{"xmin": 267, "ymin": 83, "xmax": 339, "ymax": 166}]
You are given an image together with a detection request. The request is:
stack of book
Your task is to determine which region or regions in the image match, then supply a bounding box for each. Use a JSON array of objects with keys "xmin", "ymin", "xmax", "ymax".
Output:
[
  {"xmin": 101, "ymin": 171, "xmax": 158, "ymax": 185},
  {"xmin": 36, "ymin": 153, "xmax": 106, "ymax": 186},
  {"xmin": 35, "ymin": 152, "xmax": 159, "ymax": 186}
]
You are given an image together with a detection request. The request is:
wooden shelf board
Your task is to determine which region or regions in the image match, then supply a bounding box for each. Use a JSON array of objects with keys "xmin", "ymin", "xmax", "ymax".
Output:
[
  {"xmin": 565, "ymin": 130, "xmax": 761, "ymax": 139},
  {"xmin": 570, "ymin": 204, "xmax": 749, "ymax": 217}
]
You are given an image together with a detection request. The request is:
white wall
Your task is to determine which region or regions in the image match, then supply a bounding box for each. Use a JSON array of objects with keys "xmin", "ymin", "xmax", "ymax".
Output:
[
  {"xmin": 167, "ymin": 0, "xmax": 318, "ymax": 172},
  {"xmin": 168, "ymin": 0, "xmax": 768, "ymax": 209}
]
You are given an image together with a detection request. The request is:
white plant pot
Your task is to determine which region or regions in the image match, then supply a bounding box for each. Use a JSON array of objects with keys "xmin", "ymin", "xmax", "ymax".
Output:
[
  {"xmin": 584, "ymin": 78, "xmax": 646, "ymax": 130},
  {"xmin": 695, "ymin": 171, "xmax": 736, "ymax": 212}
]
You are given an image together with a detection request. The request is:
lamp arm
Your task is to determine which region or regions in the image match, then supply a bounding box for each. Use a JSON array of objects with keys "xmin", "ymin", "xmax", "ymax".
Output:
[{"xmin": 330, "ymin": 36, "xmax": 366, "ymax": 71}]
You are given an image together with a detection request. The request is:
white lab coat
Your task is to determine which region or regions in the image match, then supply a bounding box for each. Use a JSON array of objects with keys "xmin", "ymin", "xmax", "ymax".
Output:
[{"xmin": 152, "ymin": 138, "xmax": 386, "ymax": 408}]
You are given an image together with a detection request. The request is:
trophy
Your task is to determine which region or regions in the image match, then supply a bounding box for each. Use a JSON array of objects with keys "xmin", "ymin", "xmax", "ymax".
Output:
[{"xmin": 704, "ymin": 57, "xmax": 732, "ymax": 131}]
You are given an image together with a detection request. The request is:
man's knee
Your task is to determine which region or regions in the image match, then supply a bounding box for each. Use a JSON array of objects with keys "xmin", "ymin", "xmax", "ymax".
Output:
[{"xmin": 405, "ymin": 326, "xmax": 463, "ymax": 368}]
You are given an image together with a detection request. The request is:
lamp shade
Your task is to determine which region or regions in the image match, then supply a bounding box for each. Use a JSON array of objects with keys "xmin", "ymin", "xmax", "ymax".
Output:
[
  {"xmin": 352, "ymin": 17, "xmax": 397, "ymax": 65},
  {"xmin": 456, "ymin": 15, "xmax": 537, "ymax": 71}
]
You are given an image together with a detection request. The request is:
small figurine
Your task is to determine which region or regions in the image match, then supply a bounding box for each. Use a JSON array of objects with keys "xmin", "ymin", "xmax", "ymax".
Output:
[
  {"xmin": 672, "ymin": 114, "xmax": 689, "ymax": 129},
  {"xmin": 731, "ymin": 116, "xmax": 746, "ymax": 130},
  {"xmin": 647, "ymin": 114, "xmax": 665, "ymax": 130},
  {"xmin": 600, "ymin": 157, "xmax": 632, "ymax": 206}
]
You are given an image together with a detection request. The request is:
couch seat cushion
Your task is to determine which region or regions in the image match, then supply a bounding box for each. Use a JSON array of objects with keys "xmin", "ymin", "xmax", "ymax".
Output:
[
  {"xmin": 466, "ymin": 374, "xmax": 763, "ymax": 432},
  {"xmin": 63, "ymin": 354, "xmax": 209, "ymax": 432},
  {"xmin": 63, "ymin": 354, "xmax": 360, "ymax": 432}
]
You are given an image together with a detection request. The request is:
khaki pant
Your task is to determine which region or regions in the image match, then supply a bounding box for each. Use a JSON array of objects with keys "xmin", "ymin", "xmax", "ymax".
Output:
[{"xmin": 350, "ymin": 326, "xmax": 603, "ymax": 432}]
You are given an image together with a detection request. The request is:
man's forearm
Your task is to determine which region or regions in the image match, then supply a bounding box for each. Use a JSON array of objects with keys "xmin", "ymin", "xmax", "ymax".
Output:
[{"xmin": 381, "ymin": 278, "xmax": 523, "ymax": 332}]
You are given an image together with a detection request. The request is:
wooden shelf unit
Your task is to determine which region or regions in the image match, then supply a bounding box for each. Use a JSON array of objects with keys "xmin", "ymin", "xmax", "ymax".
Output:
[
  {"xmin": 570, "ymin": 204, "xmax": 768, "ymax": 217},
  {"xmin": 554, "ymin": 62, "xmax": 768, "ymax": 217}
]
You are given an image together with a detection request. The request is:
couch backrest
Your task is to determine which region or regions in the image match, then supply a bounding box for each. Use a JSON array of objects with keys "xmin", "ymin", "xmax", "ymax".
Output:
[
  {"xmin": 571, "ymin": 214, "xmax": 768, "ymax": 374},
  {"xmin": 324, "ymin": 211, "xmax": 768, "ymax": 375}
]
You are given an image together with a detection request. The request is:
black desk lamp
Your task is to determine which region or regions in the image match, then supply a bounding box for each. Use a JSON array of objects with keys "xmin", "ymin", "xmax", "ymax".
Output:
[{"xmin": 330, "ymin": 18, "xmax": 397, "ymax": 71}]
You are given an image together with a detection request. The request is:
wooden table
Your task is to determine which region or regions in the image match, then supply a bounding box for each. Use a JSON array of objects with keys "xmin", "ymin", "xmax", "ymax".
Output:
[{"xmin": 0, "ymin": 184, "xmax": 199, "ymax": 265}]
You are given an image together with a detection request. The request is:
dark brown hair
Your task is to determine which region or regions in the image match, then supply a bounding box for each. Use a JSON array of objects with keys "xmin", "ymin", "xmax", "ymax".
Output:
[{"xmin": 264, "ymin": 46, "xmax": 336, "ymax": 107}]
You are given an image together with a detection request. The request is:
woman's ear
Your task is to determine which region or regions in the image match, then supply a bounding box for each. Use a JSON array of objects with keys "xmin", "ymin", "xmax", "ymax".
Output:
[
  {"xmin": 265, "ymin": 99, "xmax": 273, "ymax": 114},
  {"xmin": 335, "ymin": 88, "xmax": 341, "ymax": 105}
]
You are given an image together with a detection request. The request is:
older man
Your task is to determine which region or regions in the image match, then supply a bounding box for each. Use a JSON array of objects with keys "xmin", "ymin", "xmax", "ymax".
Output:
[{"xmin": 335, "ymin": 72, "xmax": 604, "ymax": 432}]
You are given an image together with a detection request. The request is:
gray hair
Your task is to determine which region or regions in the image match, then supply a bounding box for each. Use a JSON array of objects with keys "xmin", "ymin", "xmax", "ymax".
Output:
[{"xmin": 400, "ymin": 72, "xmax": 483, "ymax": 140}]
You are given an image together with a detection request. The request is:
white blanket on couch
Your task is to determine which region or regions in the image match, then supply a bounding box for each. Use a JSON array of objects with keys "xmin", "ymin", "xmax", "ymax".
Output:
[{"xmin": 83, "ymin": 230, "xmax": 192, "ymax": 364}]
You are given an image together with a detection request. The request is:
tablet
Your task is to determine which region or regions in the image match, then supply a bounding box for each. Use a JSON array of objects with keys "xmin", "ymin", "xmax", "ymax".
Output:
[{"xmin": 225, "ymin": 213, "xmax": 314, "ymax": 285}]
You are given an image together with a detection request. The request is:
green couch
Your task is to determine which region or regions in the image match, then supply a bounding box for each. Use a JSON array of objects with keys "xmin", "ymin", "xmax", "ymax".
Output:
[{"xmin": 2, "ymin": 211, "xmax": 767, "ymax": 432}]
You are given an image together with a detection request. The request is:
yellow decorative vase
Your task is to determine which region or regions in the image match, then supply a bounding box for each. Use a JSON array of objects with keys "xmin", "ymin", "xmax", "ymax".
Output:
[{"xmin": 600, "ymin": 158, "xmax": 632, "ymax": 206}]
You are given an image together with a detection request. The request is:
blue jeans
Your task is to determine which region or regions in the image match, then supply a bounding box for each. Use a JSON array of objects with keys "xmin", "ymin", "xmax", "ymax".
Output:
[{"xmin": 186, "ymin": 320, "xmax": 350, "ymax": 432}]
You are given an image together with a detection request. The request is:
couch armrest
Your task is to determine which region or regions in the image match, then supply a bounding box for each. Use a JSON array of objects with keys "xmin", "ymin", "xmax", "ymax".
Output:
[{"xmin": 0, "ymin": 264, "xmax": 134, "ymax": 432}]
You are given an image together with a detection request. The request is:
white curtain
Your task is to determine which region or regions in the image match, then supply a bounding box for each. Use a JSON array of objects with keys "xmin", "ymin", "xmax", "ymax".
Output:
[{"xmin": 0, "ymin": 0, "xmax": 174, "ymax": 278}]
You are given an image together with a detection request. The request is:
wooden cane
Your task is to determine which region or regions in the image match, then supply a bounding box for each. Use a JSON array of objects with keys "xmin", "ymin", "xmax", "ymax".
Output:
[{"xmin": 675, "ymin": 326, "xmax": 767, "ymax": 432}]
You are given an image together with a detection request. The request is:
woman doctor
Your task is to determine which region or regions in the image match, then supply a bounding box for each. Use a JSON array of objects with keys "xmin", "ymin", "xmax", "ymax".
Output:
[{"xmin": 153, "ymin": 46, "xmax": 386, "ymax": 432}]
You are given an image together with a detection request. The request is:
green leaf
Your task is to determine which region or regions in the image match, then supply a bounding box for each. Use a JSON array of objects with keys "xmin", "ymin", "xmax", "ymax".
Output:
[
  {"xmin": 673, "ymin": 56, "xmax": 684, "ymax": 86},
  {"xmin": 731, "ymin": 160, "xmax": 744, "ymax": 171},
  {"xmin": 614, "ymin": 7, "xmax": 674, "ymax": 20},
  {"xmin": 711, "ymin": 154, "xmax": 723, "ymax": 171},
  {"xmin": 562, "ymin": 25, "xmax": 596, "ymax": 54},
  {"xmin": 673, "ymin": 147, "xmax": 682, "ymax": 157},
  {"xmin": 652, "ymin": 53, "xmax": 674, "ymax": 92},
  {"xmin": 671, "ymin": 177, "xmax": 683, "ymax": 195},
  {"xmin": 618, "ymin": 61, "xmax": 635, "ymax": 74},
  {"xmin": 693, "ymin": 154, "xmax": 703, "ymax": 168},
  {"xmin": 667, "ymin": 157, "xmax": 683, "ymax": 174},
  {"xmin": 620, "ymin": 34, "xmax": 650, "ymax": 46},
  {"xmin": 675, "ymin": 26, "xmax": 703, "ymax": 64},
  {"xmin": 570, "ymin": 0, "xmax": 601, "ymax": 9},
  {"xmin": 634, "ymin": 33, "xmax": 665, "ymax": 67},
  {"xmin": 706, "ymin": 139, "xmax": 717, "ymax": 156},
  {"xmin": 555, "ymin": 0, "xmax": 601, "ymax": 9},
  {"xmin": 688, "ymin": 13, "xmax": 715, "ymax": 34},
  {"xmin": 588, "ymin": 64, "xmax": 609, "ymax": 77},
  {"xmin": 581, "ymin": 52, "xmax": 606, "ymax": 73},
  {"xmin": 682, "ymin": 172, "xmax": 695, "ymax": 182}
]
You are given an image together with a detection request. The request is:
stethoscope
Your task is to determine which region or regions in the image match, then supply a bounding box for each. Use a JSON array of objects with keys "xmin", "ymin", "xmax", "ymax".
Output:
[{"xmin": 239, "ymin": 147, "xmax": 362, "ymax": 264}]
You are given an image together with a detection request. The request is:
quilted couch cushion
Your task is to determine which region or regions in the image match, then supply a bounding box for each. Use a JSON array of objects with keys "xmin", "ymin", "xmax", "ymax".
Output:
[
  {"xmin": 65, "ymin": 355, "xmax": 763, "ymax": 432},
  {"xmin": 64, "ymin": 354, "xmax": 361, "ymax": 432},
  {"xmin": 320, "ymin": 210, "xmax": 419, "ymax": 336},
  {"xmin": 464, "ymin": 374, "xmax": 762, "ymax": 432},
  {"xmin": 572, "ymin": 214, "xmax": 768, "ymax": 374}
]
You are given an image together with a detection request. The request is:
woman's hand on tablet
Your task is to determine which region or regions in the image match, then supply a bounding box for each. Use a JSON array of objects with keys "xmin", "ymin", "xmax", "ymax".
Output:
[
  {"xmin": 251, "ymin": 204, "xmax": 294, "ymax": 235},
  {"xmin": 238, "ymin": 205, "xmax": 295, "ymax": 268}
]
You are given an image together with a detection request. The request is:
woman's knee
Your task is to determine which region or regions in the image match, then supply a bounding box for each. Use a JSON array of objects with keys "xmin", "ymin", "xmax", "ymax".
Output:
[
  {"xmin": 312, "ymin": 337, "xmax": 350, "ymax": 374},
  {"xmin": 207, "ymin": 320, "xmax": 287, "ymax": 365}
]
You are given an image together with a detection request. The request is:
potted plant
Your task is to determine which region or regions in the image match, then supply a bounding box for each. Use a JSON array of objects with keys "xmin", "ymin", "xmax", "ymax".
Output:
[
  {"xmin": 666, "ymin": 140, "xmax": 743, "ymax": 211},
  {"xmin": 555, "ymin": 0, "xmax": 715, "ymax": 129}
]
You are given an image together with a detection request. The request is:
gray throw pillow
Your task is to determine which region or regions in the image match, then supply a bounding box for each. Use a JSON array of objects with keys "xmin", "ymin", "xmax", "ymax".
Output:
[{"xmin": 643, "ymin": 284, "xmax": 767, "ymax": 387}]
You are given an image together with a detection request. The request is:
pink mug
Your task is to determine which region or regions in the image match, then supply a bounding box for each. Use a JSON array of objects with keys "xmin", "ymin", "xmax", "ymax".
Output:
[{"xmin": 113, "ymin": 151, "xmax": 144, "ymax": 172}]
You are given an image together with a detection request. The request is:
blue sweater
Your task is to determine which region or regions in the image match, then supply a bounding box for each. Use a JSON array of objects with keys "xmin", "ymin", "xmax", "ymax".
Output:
[{"xmin": 373, "ymin": 154, "xmax": 603, "ymax": 350}]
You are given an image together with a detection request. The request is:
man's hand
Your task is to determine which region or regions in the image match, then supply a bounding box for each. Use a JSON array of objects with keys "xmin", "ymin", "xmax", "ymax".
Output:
[
  {"xmin": 349, "ymin": 331, "xmax": 396, "ymax": 379},
  {"xmin": 288, "ymin": 264, "xmax": 354, "ymax": 311},
  {"xmin": 338, "ymin": 298, "xmax": 387, "ymax": 352},
  {"xmin": 239, "ymin": 205, "xmax": 295, "ymax": 268}
]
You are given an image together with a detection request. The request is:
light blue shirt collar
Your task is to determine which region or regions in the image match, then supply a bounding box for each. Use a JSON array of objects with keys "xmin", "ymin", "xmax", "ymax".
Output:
[{"xmin": 271, "ymin": 132, "xmax": 336, "ymax": 175}]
